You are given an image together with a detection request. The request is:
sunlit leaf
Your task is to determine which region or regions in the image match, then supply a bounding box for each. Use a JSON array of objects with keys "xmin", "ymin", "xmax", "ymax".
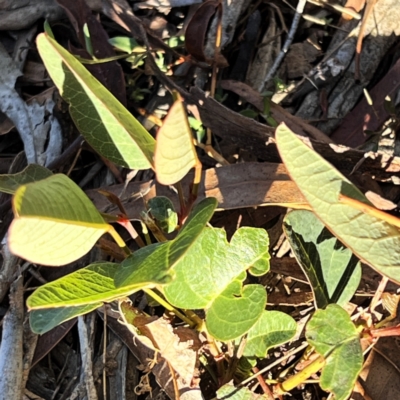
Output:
[
  {"xmin": 9, "ymin": 174, "xmax": 112, "ymax": 266},
  {"xmin": 0, "ymin": 164, "xmax": 52, "ymax": 194},
  {"xmin": 27, "ymin": 262, "xmax": 171, "ymax": 310},
  {"xmin": 206, "ymin": 283, "xmax": 266, "ymax": 341},
  {"xmin": 243, "ymin": 311, "xmax": 297, "ymax": 358},
  {"xmin": 155, "ymin": 96, "xmax": 198, "ymax": 185},
  {"xmin": 108, "ymin": 36, "xmax": 142, "ymax": 53},
  {"xmin": 306, "ymin": 304, "xmax": 363, "ymax": 400},
  {"xmin": 115, "ymin": 197, "xmax": 218, "ymax": 287},
  {"xmin": 276, "ymin": 123, "xmax": 400, "ymax": 284},
  {"xmin": 30, "ymin": 304, "xmax": 100, "ymax": 334},
  {"xmin": 284, "ymin": 210, "xmax": 361, "ymax": 308},
  {"xmin": 164, "ymin": 227, "xmax": 270, "ymax": 340},
  {"xmin": 37, "ymin": 33, "xmax": 155, "ymax": 169}
]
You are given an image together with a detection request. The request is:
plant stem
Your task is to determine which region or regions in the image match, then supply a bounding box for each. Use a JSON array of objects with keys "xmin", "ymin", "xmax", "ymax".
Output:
[
  {"xmin": 140, "ymin": 221, "xmax": 152, "ymax": 246},
  {"xmin": 108, "ymin": 226, "xmax": 131, "ymax": 256},
  {"xmin": 184, "ymin": 309, "xmax": 204, "ymax": 329},
  {"xmin": 118, "ymin": 219, "xmax": 146, "ymax": 248},
  {"xmin": 144, "ymin": 288, "xmax": 196, "ymax": 327},
  {"xmin": 176, "ymin": 181, "xmax": 187, "ymax": 220},
  {"xmin": 277, "ymin": 355, "xmax": 325, "ymax": 394},
  {"xmin": 141, "ymin": 213, "xmax": 168, "ymax": 242},
  {"xmin": 199, "ymin": 354, "xmax": 218, "ymax": 385},
  {"xmin": 252, "ymin": 367, "xmax": 274, "ymax": 400},
  {"xmin": 239, "ymin": 341, "xmax": 309, "ymax": 386},
  {"xmin": 191, "ymin": 160, "xmax": 202, "ymax": 199}
]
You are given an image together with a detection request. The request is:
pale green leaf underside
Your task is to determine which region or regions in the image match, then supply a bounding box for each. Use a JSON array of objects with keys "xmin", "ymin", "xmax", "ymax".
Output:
[
  {"xmin": 27, "ymin": 261, "xmax": 171, "ymax": 310},
  {"xmin": 37, "ymin": 33, "xmax": 155, "ymax": 169},
  {"xmin": 9, "ymin": 174, "xmax": 109, "ymax": 266},
  {"xmin": 30, "ymin": 304, "xmax": 101, "ymax": 334},
  {"xmin": 243, "ymin": 311, "xmax": 297, "ymax": 358},
  {"xmin": 306, "ymin": 304, "xmax": 363, "ymax": 400},
  {"xmin": 284, "ymin": 210, "xmax": 361, "ymax": 309},
  {"xmin": 276, "ymin": 124, "xmax": 400, "ymax": 284},
  {"xmin": 0, "ymin": 164, "xmax": 52, "ymax": 194},
  {"xmin": 115, "ymin": 197, "xmax": 218, "ymax": 287},
  {"xmin": 164, "ymin": 227, "xmax": 270, "ymax": 309},
  {"xmin": 10, "ymin": 219, "xmax": 107, "ymax": 266},
  {"xmin": 155, "ymin": 99, "xmax": 197, "ymax": 185}
]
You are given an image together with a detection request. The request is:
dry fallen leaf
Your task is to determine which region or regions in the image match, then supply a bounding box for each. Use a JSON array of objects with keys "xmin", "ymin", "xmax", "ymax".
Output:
[{"xmin": 118, "ymin": 301, "xmax": 202, "ymax": 399}]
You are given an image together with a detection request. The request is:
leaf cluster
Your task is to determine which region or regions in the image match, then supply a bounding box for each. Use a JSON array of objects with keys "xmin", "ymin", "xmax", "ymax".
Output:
[{"xmin": 5, "ymin": 30, "xmax": 400, "ymax": 400}]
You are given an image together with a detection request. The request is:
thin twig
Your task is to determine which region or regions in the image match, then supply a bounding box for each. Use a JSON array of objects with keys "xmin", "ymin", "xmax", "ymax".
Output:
[
  {"xmin": 355, "ymin": 0, "xmax": 378, "ymax": 81},
  {"xmin": 263, "ymin": 0, "xmax": 307, "ymax": 85},
  {"xmin": 239, "ymin": 341, "xmax": 309, "ymax": 387},
  {"xmin": 370, "ymin": 276, "xmax": 389, "ymax": 316}
]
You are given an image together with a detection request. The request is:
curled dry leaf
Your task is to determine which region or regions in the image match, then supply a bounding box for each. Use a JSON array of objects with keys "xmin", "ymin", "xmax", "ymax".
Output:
[
  {"xmin": 185, "ymin": 0, "xmax": 228, "ymax": 67},
  {"xmin": 119, "ymin": 301, "xmax": 202, "ymax": 398}
]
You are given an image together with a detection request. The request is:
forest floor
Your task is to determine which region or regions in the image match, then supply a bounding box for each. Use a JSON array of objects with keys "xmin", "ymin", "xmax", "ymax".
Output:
[{"xmin": 1, "ymin": 0, "xmax": 400, "ymax": 399}]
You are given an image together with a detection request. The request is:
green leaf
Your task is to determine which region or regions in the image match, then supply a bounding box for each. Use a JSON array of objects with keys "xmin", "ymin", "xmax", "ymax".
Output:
[
  {"xmin": 115, "ymin": 197, "xmax": 218, "ymax": 287},
  {"xmin": 27, "ymin": 262, "xmax": 171, "ymax": 310},
  {"xmin": 0, "ymin": 164, "xmax": 52, "ymax": 194},
  {"xmin": 243, "ymin": 311, "xmax": 297, "ymax": 358},
  {"xmin": 217, "ymin": 381, "xmax": 264, "ymax": 399},
  {"xmin": 155, "ymin": 96, "xmax": 198, "ymax": 185},
  {"xmin": 283, "ymin": 210, "xmax": 361, "ymax": 308},
  {"xmin": 276, "ymin": 123, "xmax": 400, "ymax": 284},
  {"xmin": 37, "ymin": 33, "xmax": 155, "ymax": 169},
  {"xmin": 306, "ymin": 304, "xmax": 363, "ymax": 400},
  {"xmin": 207, "ymin": 283, "xmax": 266, "ymax": 341},
  {"xmin": 108, "ymin": 36, "xmax": 142, "ymax": 53},
  {"xmin": 164, "ymin": 227, "xmax": 270, "ymax": 340},
  {"xmin": 30, "ymin": 304, "xmax": 100, "ymax": 334},
  {"xmin": 9, "ymin": 174, "xmax": 111, "ymax": 266},
  {"xmin": 148, "ymin": 196, "xmax": 178, "ymax": 233}
]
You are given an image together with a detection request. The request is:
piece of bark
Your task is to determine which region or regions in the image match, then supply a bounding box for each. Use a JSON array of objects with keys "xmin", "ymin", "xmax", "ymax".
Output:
[
  {"xmin": 246, "ymin": 8, "xmax": 280, "ymax": 92},
  {"xmin": 229, "ymin": 10, "xmax": 261, "ymax": 81},
  {"xmin": 95, "ymin": 0, "xmax": 400, "ymax": 183},
  {"xmin": 331, "ymin": 58, "xmax": 400, "ymax": 147},
  {"xmin": 63, "ymin": 330, "xmax": 125, "ymax": 399},
  {"xmin": 86, "ymin": 162, "xmax": 306, "ymax": 219},
  {"xmin": 100, "ymin": 307, "xmax": 202, "ymax": 400},
  {"xmin": 0, "ymin": 276, "xmax": 24, "ymax": 399},
  {"xmin": 0, "ymin": 42, "xmax": 62, "ymax": 166},
  {"xmin": 284, "ymin": 42, "xmax": 320, "ymax": 80},
  {"xmin": 269, "ymin": 101, "xmax": 333, "ymax": 143},
  {"xmin": 294, "ymin": 0, "xmax": 400, "ymax": 134},
  {"xmin": 188, "ymin": 87, "xmax": 400, "ymax": 180},
  {"xmin": 31, "ymin": 319, "xmax": 77, "ymax": 367},
  {"xmin": 0, "ymin": 242, "xmax": 19, "ymax": 303},
  {"xmin": 71, "ymin": 315, "xmax": 98, "ymax": 399},
  {"xmin": 22, "ymin": 322, "xmax": 38, "ymax": 393},
  {"xmin": 353, "ymin": 337, "xmax": 400, "ymax": 400},
  {"xmin": 0, "ymin": 0, "xmax": 66, "ymax": 30}
]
